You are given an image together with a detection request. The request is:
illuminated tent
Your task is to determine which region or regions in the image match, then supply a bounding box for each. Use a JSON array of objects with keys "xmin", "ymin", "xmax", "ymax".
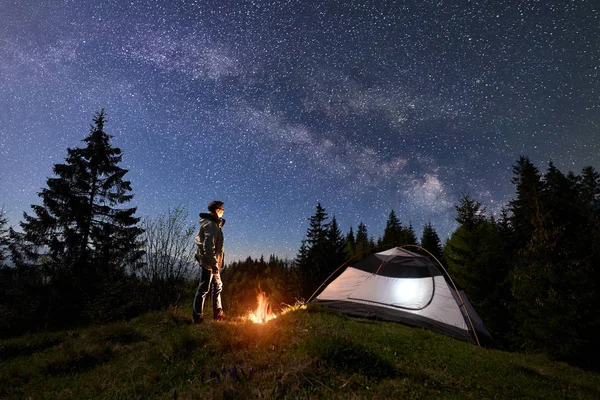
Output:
[{"xmin": 312, "ymin": 247, "xmax": 491, "ymax": 345}]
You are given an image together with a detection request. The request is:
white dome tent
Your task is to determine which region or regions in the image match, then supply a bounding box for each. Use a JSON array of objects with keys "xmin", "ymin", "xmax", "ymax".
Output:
[{"xmin": 311, "ymin": 246, "xmax": 492, "ymax": 346}]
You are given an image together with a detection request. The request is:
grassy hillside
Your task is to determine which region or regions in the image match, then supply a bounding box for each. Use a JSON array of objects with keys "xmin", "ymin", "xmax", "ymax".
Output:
[{"xmin": 1, "ymin": 305, "xmax": 598, "ymax": 399}]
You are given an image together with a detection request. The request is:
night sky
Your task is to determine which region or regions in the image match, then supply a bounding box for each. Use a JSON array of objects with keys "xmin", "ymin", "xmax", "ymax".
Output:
[{"xmin": 1, "ymin": 0, "xmax": 598, "ymax": 261}]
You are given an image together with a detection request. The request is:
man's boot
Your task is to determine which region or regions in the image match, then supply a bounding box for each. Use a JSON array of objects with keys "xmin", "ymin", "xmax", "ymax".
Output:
[
  {"xmin": 193, "ymin": 313, "xmax": 204, "ymax": 324},
  {"xmin": 214, "ymin": 309, "xmax": 225, "ymax": 321}
]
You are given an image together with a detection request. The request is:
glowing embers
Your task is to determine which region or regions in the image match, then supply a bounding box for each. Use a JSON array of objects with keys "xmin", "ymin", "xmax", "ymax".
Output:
[{"xmin": 248, "ymin": 292, "xmax": 277, "ymax": 324}]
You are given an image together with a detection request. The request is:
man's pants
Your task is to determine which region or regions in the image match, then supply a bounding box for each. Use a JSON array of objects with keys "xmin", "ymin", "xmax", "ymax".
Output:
[{"xmin": 192, "ymin": 267, "xmax": 223, "ymax": 319}]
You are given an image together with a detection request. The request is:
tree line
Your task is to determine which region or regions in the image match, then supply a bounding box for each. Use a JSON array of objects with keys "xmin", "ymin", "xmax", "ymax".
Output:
[
  {"xmin": 1, "ymin": 111, "xmax": 598, "ymax": 369},
  {"xmin": 290, "ymin": 157, "xmax": 600, "ymax": 368}
]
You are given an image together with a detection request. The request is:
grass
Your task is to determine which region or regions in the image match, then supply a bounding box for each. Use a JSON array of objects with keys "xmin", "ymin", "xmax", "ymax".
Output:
[{"xmin": 1, "ymin": 305, "xmax": 599, "ymax": 399}]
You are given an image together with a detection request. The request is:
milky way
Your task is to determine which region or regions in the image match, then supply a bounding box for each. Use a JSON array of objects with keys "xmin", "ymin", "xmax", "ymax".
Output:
[{"xmin": 1, "ymin": 0, "xmax": 598, "ymax": 261}]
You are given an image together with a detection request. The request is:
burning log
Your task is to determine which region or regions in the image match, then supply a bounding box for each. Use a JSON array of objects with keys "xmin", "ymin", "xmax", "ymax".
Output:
[{"xmin": 248, "ymin": 291, "xmax": 277, "ymax": 323}]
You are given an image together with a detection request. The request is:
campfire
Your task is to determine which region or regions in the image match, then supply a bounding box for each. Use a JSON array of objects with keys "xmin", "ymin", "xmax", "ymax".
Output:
[{"xmin": 248, "ymin": 292, "xmax": 277, "ymax": 324}]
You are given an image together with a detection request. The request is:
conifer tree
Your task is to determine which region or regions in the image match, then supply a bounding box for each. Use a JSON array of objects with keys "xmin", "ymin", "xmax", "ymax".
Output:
[
  {"xmin": 306, "ymin": 203, "xmax": 329, "ymax": 247},
  {"xmin": 295, "ymin": 203, "xmax": 330, "ymax": 298},
  {"xmin": 382, "ymin": 210, "xmax": 403, "ymax": 247},
  {"xmin": 401, "ymin": 223, "xmax": 418, "ymax": 246},
  {"xmin": 0, "ymin": 211, "xmax": 24, "ymax": 335},
  {"xmin": 495, "ymin": 206, "xmax": 513, "ymax": 240},
  {"xmin": 369, "ymin": 236, "xmax": 376, "ymax": 250},
  {"xmin": 444, "ymin": 194, "xmax": 512, "ymax": 342},
  {"xmin": 17, "ymin": 110, "xmax": 144, "ymax": 323},
  {"xmin": 579, "ymin": 166, "xmax": 600, "ymax": 213},
  {"xmin": 355, "ymin": 221, "xmax": 371, "ymax": 257},
  {"xmin": 574, "ymin": 166, "xmax": 600, "ymax": 365},
  {"xmin": 444, "ymin": 195, "xmax": 488, "ymax": 290},
  {"xmin": 577, "ymin": 167, "xmax": 600, "ymax": 274},
  {"xmin": 0, "ymin": 208, "xmax": 9, "ymax": 268},
  {"xmin": 456, "ymin": 195, "xmax": 487, "ymax": 229},
  {"xmin": 542, "ymin": 163, "xmax": 579, "ymax": 248},
  {"xmin": 295, "ymin": 240, "xmax": 309, "ymax": 269},
  {"xmin": 512, "ymin": 162, "xmax": 600, "ymax": 362},
  {"xmin": 509, "ymin": 160, "xmax": 587, "ymax": 358},
  {"xmin": 509, "ymin": 156, "xmax": 544, "ymax": 246},
  {"xmin": 344, "ymin": 226, "xmax": 356, "ymax": 259},
  {"xmin": 420, "ymin": 222, "xmax": 443, "ymax": 261},
  {"xmin": 326, "ymin": 216, "xmax": 346, "ymax": 270}
]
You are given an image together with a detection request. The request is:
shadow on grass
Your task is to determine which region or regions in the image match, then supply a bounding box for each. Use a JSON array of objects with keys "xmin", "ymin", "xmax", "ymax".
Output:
[
  {"xmin": 87, "ymin": 323, "xmax": 148, "ymax": 346},
  {"xmin": 513, "ymin": 365, "xmax": 600, "ymax": 398},
  {"xmin": 0, "ymin": 333, "xmax": 66, "ymax": 361},
  {"xmin": 305, "ymin": 334, "xmax": 399, "ymax": 378},
  {"xmin": 44, "ymin": 346, "xmax": 113, "ymax": 376},
  {"xmin": 168, "ymin": 330, "xmax": 205, "ymax": 361}
]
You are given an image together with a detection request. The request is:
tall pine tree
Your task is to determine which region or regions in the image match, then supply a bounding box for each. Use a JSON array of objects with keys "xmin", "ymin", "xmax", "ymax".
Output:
[
  {"xmin": 420, "ymin": 222, "xmax": 443, "ymax": 262},
  {"xmin": 325, "ymin": 216, "xmax": 346, "ymax": 270},
  {"xmin": 0, "ymin": 208, "xmax": 9, "ymax": 268},
  {"xmin": 510, "ymin": 160, "xmax": 585, "ymax": 359},
  {"xmin": 344, "ymin": 226, "xmax": 356, "ymax": 259},
  {"xmin": 295, "ymin": 203, "xmax": 330, "ymax": 298},
  {"xmin": 355, "ymin": 221, "xmax": 371, "ymax": 257},
  {"xmin": 382, "ymin": 209, "xmax": 403, "ymax": 247},
  {"xmin": 443, "ymin": 195, "xmax": 488, "ymax": 291},
  {"xmin": 575, "ymin": 166, "xmax": 600, "ymax": 366},
  {"xmin": 402, "ymin": 222, "xmax": 418, "ymax": 246},
  {"xmin": 509, "ymin": 156, "xmax": 544, "ymax": 247},
  {"xmin": 444, "ymin": 194, "xmax": 512, "ymax": 343},
  {"xmin": 18, "ymin": 110, "xmax": 143, "ymax": 324}
]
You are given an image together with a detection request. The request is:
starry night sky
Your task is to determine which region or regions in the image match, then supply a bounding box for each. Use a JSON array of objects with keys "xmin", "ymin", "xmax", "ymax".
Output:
[{"xmin": 1, "ymin": 0, "xmax": 598, "ymax": 261}]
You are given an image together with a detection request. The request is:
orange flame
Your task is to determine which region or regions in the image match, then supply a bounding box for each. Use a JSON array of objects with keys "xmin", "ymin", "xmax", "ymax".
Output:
[{"xmin": 248, "ymin": 292, "xmax": 277, "ymax": 324}]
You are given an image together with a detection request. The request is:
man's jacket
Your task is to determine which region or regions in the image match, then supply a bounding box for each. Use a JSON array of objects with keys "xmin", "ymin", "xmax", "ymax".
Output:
[{"xmin": 195, "ymin": 212, "xmax": 225, "ymax": 270}]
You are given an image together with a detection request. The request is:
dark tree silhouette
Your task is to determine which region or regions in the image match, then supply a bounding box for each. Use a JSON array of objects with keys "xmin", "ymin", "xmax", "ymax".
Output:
[
  {"xmin": 0, "ymin": 207, "xmax": 9, "ymax": 268},
  {"xmin": 325, "ymin": 215, "xmax": 347, "ymax": 271},
  {"xmin": 344, "ymin": 226, "xmax": 356, "ymax": 259},
  {"xmin": 509, "ymin": 156, "xmax": 544, "ymax": 246},
  {"xmin": 443, "ymin": 195, "xmax": 512, "ymax": 344},
  {"xmin": 507, "ymin": 159, "xmax": 600, "ymax": 364},
  {"xmin": 355, "ymin": 221, "xmax": 371, "ymax": 256},
  {"xmin": 16, "ymin": 110, "xmax": 144, "ymax": 325},
  {"xmin": 295, "ymin": 203, "xmax": 330, "ymax": 298},
  {"xmin": 402, "ymin": 222, "xmax": 418, "ymax": 246},
  {"xmin": 420, "ymin": 222, "xmax": 443, "ymax": 262},
  {"xmin": 382, "ymin": 210, "xmax": 403, "ymax": 247}
]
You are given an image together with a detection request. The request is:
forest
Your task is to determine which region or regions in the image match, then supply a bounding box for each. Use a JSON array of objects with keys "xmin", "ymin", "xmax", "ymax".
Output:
[{"xmin": 1, "ymin": 110, "xmax": 598, "ymax": 370}]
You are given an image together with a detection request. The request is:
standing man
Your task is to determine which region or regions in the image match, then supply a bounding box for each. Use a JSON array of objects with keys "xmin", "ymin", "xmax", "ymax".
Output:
[{"xmin": 192, "ymin": 200, "xmax": 226, "ymax": 323}]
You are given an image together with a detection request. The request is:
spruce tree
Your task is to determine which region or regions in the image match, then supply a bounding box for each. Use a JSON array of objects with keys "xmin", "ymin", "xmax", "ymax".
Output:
[
  {"xmin": 420, "ymin": 222, "xmax": 443, "ymax": 261},
  {"xmin": 295, "ymin": 203, "xmax": 330, "ymax": 298},
  {"xmin": 444, "ymin": 194, "xmax": 512, "ymax": 342},
  {"xmin": 18, "ymin": 109, "xmax": 143, "ymax": 323},
  {"xmin": 382, "ymin": 210, "xmax": 403, "ymax": 247},
  {"xmin": 443, "ymin": 195, "xmax": 488, "ymax": 291},
  {"xmin": 542, "ymin": 162, "xmax": 579, "ymax": 248},
  {"xmin": 579, "ymin": 166, "xmax": 600, "ymax": 213},
  {"xmin": 509, "ymin": 160, "xmax": 588, "ymax": 359},
  {"xmin": 355, "ymin": 221, "xmax": 371, "ymax": 257},
  {"xmin": 575, "ymin": 166, "xmax": 600, "ymax": 366},
  {"xmin": 401, "ymin": 223, "xmax": 418, "ymax": 246},
  {"xmin": 326, "ymin": 216, "xmax": 346, "ymax": 268},
  {"xmin": 455, "ymin": 194, "xmax": 487, "ymax": 229},
  {"xmin": 344, "ymin": 226, "xmax": 356, "ymax": 259},
  {"xmin": 522, "ymin": 163, "xmax": 600, "ymax": 363},
  {"xmin": 0, "ymin": 208, "xmax": 9, "ymax": 268},
  {"xmin": 306, "ymin": 203, "xmax": 329, "ymax": 248},
  {"xmin": 323, "ymin": 215, "xmax": 347, "ymax": 286},
  {"xmin": 295, "ymin": 240, "xmax": 309, "ymax": 269},
  {"xmin": 509, "ymin": 156, "xmax": 544, "ymax": 246}
]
